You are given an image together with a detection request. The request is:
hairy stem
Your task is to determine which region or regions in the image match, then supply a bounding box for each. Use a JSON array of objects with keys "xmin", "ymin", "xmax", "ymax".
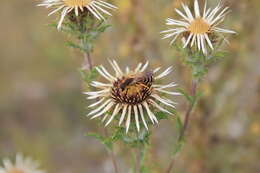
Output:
[
  {"xmin": 104, "ymin": 128, "xmax": 120, "ymax": 173},
  {"xmin": 135, "ymin": 148, "xmax": 142, "ymax": 173},
  {"xmin": 110, "ymin": 149, "xmax": 120, "ymax": 173},
  {"xmin": 178, "ymin": 80, "xmax": 197, "ymax": 141},
  {"xmin": 82, "ymin": 51, "xmax": 93, "ymax": 70},
  {"xmin": 166, "ymin": 80, "xmax": 198, "ymax": 173},
  {"xmin": 83, "ymin": 46, "xmax": 119, "ymax": 173},
  {"xmin": 166, "ymin": 159, "xmax": 175, "ymax": 173}
]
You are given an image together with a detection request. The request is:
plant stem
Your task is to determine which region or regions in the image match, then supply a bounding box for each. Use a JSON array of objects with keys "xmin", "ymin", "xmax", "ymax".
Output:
[
  {"xmin": 166, "ymin": 80, "xmax": 198, "ymax": 173},
  {"xmin": 135, "ymin": 148, "xmax": 142, "ymax": 173},
  {"xmin": 104, "ymin": 128, "xmax": 120, "ymax": 173},
  {"xmin": 110, "ymin": 149, "xmax": 120, "ymax": 173},
  {"xmin": 82, "ymin": 51, "xmax": 93, "ymax": 70},
  {"xmin": 165, "ymin": 159, "xmax": 175, "ymax": 173},
  {"xmin": 178, "ymin": 80, "xmax": 197, "ymax": 141},
  {"xmin": 135, "ymin": 130, "xmax": 146, "ymax": 173},
  {"xmin": 82, "ymin": 47, "xmax": 119, "ymax": 173}
]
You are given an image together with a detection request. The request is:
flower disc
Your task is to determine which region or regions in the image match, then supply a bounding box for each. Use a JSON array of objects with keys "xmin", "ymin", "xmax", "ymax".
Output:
[{"xmin": 111, "ymin": 72, "xmax": 153, "ymax": 104}]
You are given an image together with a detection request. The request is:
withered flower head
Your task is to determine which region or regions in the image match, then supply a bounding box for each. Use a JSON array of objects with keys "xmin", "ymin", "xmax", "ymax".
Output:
[
  {"xmin": 161, "ymin": 0, "xmax": 236, "ymax": 54},
  {"xmin": 85, "ymin": 60, "xmax": 180, "ymax": 133},
  {"xmin": 38, "ymin": 0, "xmax": 117, "ymax": 29},
  {"xmin": 0, "ymin": 154, "xmax": 45, "ymax": 173}
]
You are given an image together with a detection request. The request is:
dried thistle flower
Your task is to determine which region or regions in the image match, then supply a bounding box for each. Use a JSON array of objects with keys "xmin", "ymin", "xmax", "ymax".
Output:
[
  {"xmin": 161, "ymin": 0, "xmax": 236, "ymax": 54},
  {"xmin": 0, "ymin": 154, "xmax": 45, "ymax": 173},
  {"xmin": 38, "ymin": 0, "xmax": 117, "ymax": 29},
  {"xmin": 84, "ymin": 60, "xmax": 180, "ymax": 133}
]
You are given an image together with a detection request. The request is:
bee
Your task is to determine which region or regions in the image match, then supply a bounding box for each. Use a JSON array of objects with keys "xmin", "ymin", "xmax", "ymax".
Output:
[
  {"xmin": 134, "ymin": 71, "xmax": 153, "ymax": 85},
  {"xmin": 119, "ymin": 71, "xmax": 153, "ymax": 91},
  {"xmin": 119, "ymin": 77, "xmax": 135, "ymax": 91}
]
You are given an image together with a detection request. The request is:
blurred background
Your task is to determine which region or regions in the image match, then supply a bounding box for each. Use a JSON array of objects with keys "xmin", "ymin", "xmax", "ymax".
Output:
[{"xmin": 0, "ymin": 0, "xmax": 259, "ymax": 172}]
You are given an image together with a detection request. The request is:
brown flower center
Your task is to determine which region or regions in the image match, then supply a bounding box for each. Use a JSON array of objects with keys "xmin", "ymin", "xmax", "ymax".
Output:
[
  {"xmin": 111, "ymin": 72, "xmax": 153, "ymax": 104},
  {"xmin": 8, "ymin": 168, "xmax": 24, "ymax": 173},
  {"xmin": 188, "ymin": 18, "xmax": 210, "ymax": 34},
  {"xmin": 63, "ymin": 0, "xmax": 92, "ymax": 7}
]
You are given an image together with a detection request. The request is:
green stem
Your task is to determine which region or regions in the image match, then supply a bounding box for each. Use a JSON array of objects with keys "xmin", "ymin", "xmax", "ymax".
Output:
[
  {"xmin": 135, "ymin": 129, "xmax": 147, "ymax": 173},
  {"xmin": 81, "ymin": 42, "xmax": 118, "ymax": 172},
  {"xmin": 166, "ymin": 80, "xmax": 198, "ymax": 173},
  {"xmin": 136, "ymin": 143, "xmax": 146, "ymax": 173},
  {"xmin": 134, "ymin": 130, "xmax": 141, "ymax": 173},
  {"xmin": 135, "ymin": 148, "xmax": 141, "ymax": 173},
  {"xmin": 80, "ymin": 37, "xmax": 93, "ymax": 70},
  {"xmin": 110, "ymin": 149, "xmax": 120, "ymax": 173},
  {"xmin": 135, "ymin": 144, "xmax": 146, "ymax": 173},
  {"xmin": 104, "ymin": 128, "xmax": 120, "ymax": 173},
  {"xmin": 82, "ymin": 51, "xmax": 93, "ymax": 70},
  {"xmin": 178, "ymin": 80, "xmax": 197, "ymax": 141}
]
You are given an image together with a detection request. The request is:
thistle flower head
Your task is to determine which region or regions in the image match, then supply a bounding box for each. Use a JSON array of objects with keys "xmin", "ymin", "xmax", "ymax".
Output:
[
  {"xmin": 161, "ymin": 0, "xmax": 236, "ymax": 54},
  {"xmin": 0, "ymin": 154, "xmax": 45, "ymax": 173},
  {"xmin": 38, "ymin": 0, "xmax": 117, "ymax": 29},
  {"xmin": 84, "ymin": 60, "xmax": 180, "ymax": 133}
]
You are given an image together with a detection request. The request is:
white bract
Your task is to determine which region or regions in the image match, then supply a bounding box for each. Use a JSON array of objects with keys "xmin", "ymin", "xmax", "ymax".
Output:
[
  {"xmin": 0, "ymin": 154, "xmax": 45, "ymax": 173},
  {"xmin": 38, "ymin": 0, "xmax": 117, "ymax": 29},
  {"xmin": 161, "ymin": 0, "xmax": 236, "ymax": 54}
]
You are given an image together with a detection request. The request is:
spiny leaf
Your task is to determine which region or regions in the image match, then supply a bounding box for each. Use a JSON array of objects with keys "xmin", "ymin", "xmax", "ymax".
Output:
[
  {"xmin": 66, "ymin": 41, "xmax": 82, "ymax": 50},
  {"xmin": 176, "ymin": 88, "xmax": 193, "ymax": 103},
  {"xmin": 175, "ymin": 115, "xmax": 183, "ymax": 132},
  {"xmin": 172, "ymin": 140, "xmax": 184, "ymax": 156},
  {"xmin": 192, "ymin": 90, "xmax": 203, "ymax": 106},
  {"xmin": 86, "ymin": 132, "xmax": 113, "ymax": 151},
  {"xmin": 48, "ymin": 23, "xmax": 57, "ymax": 28},
  {"xmin": 155, "ymin": 111, "xmax": 168, "ymax": 120},
  {"xmin": 79, "ymin": 68, "xmax": 98, "ymax": 84},
  {"xmin": 86, "ymin": 133, "xmax": 104, "ymax": 140}
]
